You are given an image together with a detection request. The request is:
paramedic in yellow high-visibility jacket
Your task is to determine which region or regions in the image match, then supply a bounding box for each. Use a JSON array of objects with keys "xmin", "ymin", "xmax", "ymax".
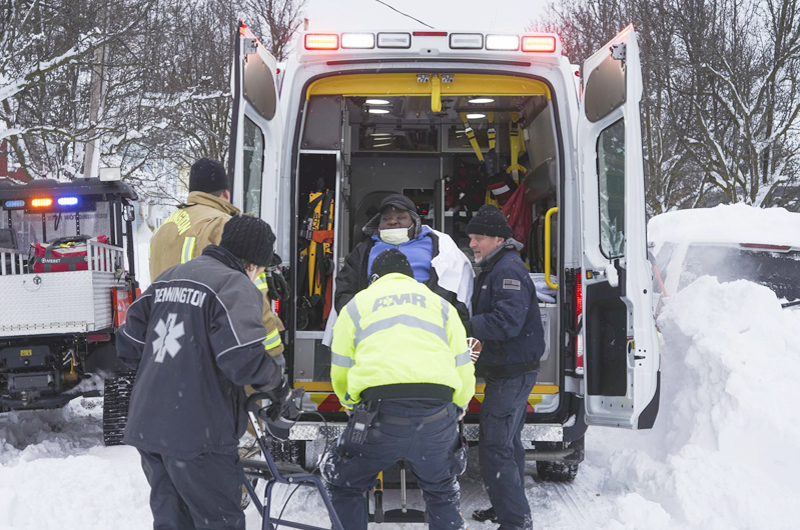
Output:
[{"xmin": 322, "ymin": 248, "xmax": 475, "ymax": 530}]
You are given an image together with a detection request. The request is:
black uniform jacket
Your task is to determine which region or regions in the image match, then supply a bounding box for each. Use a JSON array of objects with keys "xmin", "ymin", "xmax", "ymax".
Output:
[
  {"xmin": 469, "ymin": 241, "xmax": 546, "ymax": 378},
  {"xmin": 117, "ymin": 245, "xmax": 282, "ymax": 459}
]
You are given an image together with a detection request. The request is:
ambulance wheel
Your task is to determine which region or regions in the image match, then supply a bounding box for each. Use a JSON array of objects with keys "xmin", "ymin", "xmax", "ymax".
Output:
[
  {"xmin": 103, "ymin": 371, "xmax": 135, "ymax": 446},
  {"xmin": 536, "ymin": 461, "xmax": 580, "ymax": 482}
]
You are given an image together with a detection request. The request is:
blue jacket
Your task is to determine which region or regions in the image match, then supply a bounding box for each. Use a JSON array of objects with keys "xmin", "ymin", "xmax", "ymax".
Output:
[
  {"xmin": 368, "ymin": 225, "xmax": 434, "ymax": 283},
  {"xmin": 468, "ymin": 241, "xmax": 545, "ymax": 377}
]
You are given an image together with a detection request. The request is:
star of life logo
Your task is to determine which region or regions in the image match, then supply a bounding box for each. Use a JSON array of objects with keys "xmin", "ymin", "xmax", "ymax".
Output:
[{"xmin": 152, "ymin": 313, "xmax": 185, "ymax": 363}]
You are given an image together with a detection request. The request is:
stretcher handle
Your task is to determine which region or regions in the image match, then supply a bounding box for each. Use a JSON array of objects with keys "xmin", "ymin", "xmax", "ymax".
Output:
[{"xmin": 544, "ymin": 207, "xmax": 559, "ymax": 290}]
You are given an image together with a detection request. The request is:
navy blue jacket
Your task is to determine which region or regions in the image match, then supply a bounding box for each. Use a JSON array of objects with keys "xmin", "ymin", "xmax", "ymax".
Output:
[
  {"xmin": 468, "ymin": 242, "xmax": 545, "ymax": 377},
  {"xmin": 117, "ymin": 246, "xmax": 282, "ymax": 459}
]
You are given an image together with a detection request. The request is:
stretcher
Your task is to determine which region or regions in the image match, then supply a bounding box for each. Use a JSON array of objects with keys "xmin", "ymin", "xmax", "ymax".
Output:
[{"xmin": 241, "ymin": 392, "xmax": 344, "ymax": 530}]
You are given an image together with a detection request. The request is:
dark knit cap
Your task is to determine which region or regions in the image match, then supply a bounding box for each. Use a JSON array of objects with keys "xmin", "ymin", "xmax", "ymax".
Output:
[
  {"xmin": 220, "ymin": 215, "xmax": 275, "ymax": 267},
  {"xmin": 378, "ymin": 193, "xmax": 417, "ymax": 213},
  {"xmin": 371, "ymin": 249, "xmax": 413, "ymax": 279},
  {"xmin": 189, "ymin": 158, "xmax": 229, "ymax": 194},
  {"xmin": 466, "ymin": 204, "xmax": 512, "ymax": 239}
]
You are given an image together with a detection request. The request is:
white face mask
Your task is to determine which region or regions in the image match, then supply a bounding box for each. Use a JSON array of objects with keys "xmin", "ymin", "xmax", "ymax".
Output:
[{"xmin": 380, "ymin": 228, "xmax": 410, "ymax": 245}]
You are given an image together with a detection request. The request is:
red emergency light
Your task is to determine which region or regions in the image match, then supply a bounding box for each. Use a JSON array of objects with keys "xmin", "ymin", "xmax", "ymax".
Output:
[
  {"xmin": 522, "ymin": 35, "xmax": 557, "ymax": 53},
  {"xmin": 413, "ymin": 31, "xmax": 447, "ymax": 37},
  {"xmin": 305, "ymin": 34, "xmax": 339, "ymax": 50}
]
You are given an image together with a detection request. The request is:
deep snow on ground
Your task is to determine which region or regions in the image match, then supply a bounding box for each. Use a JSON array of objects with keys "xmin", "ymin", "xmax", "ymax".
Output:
[{"xmin": 2, "ymin": 276, "xmax": 799, "ymax": 529}]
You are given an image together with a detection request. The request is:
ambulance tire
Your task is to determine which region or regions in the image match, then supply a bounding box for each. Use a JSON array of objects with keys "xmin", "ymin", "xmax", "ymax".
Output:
[
  {"xmin": 536, "ymin": 460, "xmax": 580, "ymax": 483},
  {"xmin": 103, "ymin": 371, "xmax": 135, "ymax": 446}
]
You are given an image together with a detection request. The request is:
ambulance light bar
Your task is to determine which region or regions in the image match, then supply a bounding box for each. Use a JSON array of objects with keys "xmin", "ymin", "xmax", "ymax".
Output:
[
  {"xmin": 303, "ymin": 32, "xmax": 559, "ymax": 54},
  {"xmin": 377, "ymin": 32, "xmax": 411, "ymax": 48},
  {"xmin": 341, "ymin": 33, "xmax": 375, "ymax": 49},
  {"xmin": 485, "ymin": 35, "xmax": 520, "ymax": 51},
  {"xmin": 57, "ymin": 197, "xmax": 79, "ymax": 206}
]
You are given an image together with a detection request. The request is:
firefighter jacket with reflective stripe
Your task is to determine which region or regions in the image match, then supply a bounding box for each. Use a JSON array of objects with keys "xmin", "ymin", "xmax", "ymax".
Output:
[
  {"xmin": 148, "ymin": 191, "xmax": 284, "ymax": 357},
  {"xmin": 117, "ymin": 245, "xmax": 283, "ymax": 459},
  {"xmin": 330, "ymin": 273, "xmax": 476, "ymax": 409}
]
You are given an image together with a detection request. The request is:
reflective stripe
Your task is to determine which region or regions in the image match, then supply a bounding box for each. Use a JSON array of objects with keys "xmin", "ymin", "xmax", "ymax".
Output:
[
  {"xmin": 354, "ymin": 315, "xmax": 448, "ymax": 348},
  {"xmin": 331, "ymin": 351, "xmax": 355, "ymax": 368},
  {"xmin": 346, "ymin": 299, "xmax": 363, "ymax": 336},
  {"xmin": 455, "ymin": 351, "xmax": 471, "ymax": 367},
  {"xmin": 181, "ymin": 237, "xmax": 196, "ymax": 264},
  {"xmin": 263, "ymin": 328, "xmax": 282, "ymax": 350},
  {"xmin": 255, "ymin": 272, "xmax": 269, "ymax": 291},
  {"xmin": 441, "ymin": 299, "xmax": 450, "ymax": 330}
]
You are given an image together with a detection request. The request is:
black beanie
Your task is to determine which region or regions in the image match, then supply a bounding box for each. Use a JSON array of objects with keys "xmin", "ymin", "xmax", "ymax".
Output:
[
  {"xmin": 465, "ymin": 204, "xmax": 512, "ymax": 239},
  {"xmin": 220, "ymin": 215, "xmax": 275, "ymax": 267},
  {"xmin": 371, "ymin": 249, "xmax": 413, "ymax": 280},
  {"xmin": 189, "ymin": 158, "xmax": 229, "ymax": 194},
  {"xmin": 378, "ymin": 193, "xmax": 417, "ymax": 213}
]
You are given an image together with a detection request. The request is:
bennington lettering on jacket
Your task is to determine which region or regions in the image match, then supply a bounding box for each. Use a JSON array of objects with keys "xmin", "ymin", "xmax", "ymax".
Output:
[{"xmin": 154, "ymin": 286, "xmax": 208, "ymax": 307}]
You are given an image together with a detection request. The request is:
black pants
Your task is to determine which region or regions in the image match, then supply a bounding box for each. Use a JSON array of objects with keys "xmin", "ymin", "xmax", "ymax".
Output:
[
  {"xmin": 138, "ymin": 449, "xmax": 245, "ymax": 530},
  {"xmin": 322, "ymin": 401, "xmax": 466, "ymax": 530},
  {"xmin": 479, "ymin": 372, "xmax": 538, "ymax": 530}
]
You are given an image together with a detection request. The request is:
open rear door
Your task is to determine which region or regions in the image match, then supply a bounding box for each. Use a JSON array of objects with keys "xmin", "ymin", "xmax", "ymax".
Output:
[
  {"xmin": 577, "ymin": 26, "xmax": 660, "ymax": 429},
  {"xmin": 230, "ymin": 21, "xmax": 283, "ymax": 229}
]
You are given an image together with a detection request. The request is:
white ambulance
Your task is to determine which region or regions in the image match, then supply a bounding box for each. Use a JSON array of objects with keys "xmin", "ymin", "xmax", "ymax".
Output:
[{"xmin": 228, "ymin": 23, "xmax": 660, "ymax": 485}]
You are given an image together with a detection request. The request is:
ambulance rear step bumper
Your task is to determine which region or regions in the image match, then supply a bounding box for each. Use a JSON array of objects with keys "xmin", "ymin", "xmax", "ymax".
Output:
[{"xmin": 288, "ymin": 422, "xmax": 564, "ymax": 443}]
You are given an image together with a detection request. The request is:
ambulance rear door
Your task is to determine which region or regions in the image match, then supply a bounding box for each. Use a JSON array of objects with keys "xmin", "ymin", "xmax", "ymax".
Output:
[
  {"xmin": 230, "ymin": 20, "xmax": 283, "ymax": 229},
  {"xmin": 576, "ymin": 26, "xmax": 660, "ymax": 429}
]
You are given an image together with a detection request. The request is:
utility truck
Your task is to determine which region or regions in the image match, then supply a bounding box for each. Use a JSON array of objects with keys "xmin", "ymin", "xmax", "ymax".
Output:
[{"xmin": 0, "ymin": 176, "xmax": 139, "ymax": 445}]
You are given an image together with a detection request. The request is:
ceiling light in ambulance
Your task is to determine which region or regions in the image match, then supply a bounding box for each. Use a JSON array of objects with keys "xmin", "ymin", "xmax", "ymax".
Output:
[
  {"xmin": 449, "ymin": 33, "xmax": 483, "ymax": 49},
  {"xmin": 305, "ymin": 34, "xmax": 339, "ymax": 50},
  {"xmin": 369, "ymin": 109, "xmax": 390, "ymax": 114},
  {"xmin": 3, "ymin": 200, "xmax": 25, "ymax": 209},
  {"xmin": 341, "ymin": 33, "xmax": 375, "ymax": 49},
  {"xmin": 366, "ymin": 99, "xmax": 390, "ymax": 105},
  {"xmin": 521, "ymin": 35, "xmax": 557, "ymax": 53},
  {"xmin": 31, "ymin": 198, "xmax": 53, "ymax": 208},
  {"xmin": 469, "ymin": 98, "xmax": 494, "ymax": 104},
  {"xmin": 370, "ymin": 133, "xmax": 392, "ymax": 136},
  {"xmin": 57, "ymin": 197, "xmax": 79, "ymax": 206},
  {"xmin": 466, "ymin": 113, "xmax": 486, "ymax": 119},
  {"xmin": 377, "ymin": 33, "xmax": 411, "ymax": 49},
  {"xmin": 486, "ymin": 35, "xmax": 520, "ymax": 51}
]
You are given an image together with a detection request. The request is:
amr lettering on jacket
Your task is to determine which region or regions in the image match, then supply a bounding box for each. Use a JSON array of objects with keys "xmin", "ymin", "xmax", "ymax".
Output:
[{"xmin": 372, "ymin": 292, "xmax": 427, "ymax": 311}]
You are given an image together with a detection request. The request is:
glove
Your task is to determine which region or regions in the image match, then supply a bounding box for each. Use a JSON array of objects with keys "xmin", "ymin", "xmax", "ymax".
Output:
[
  {"xmin": 267, "ymin": 269, "xmax": 290, "ymax": 301},
  {"xmin": 256, "ymin": 376, "xmax": 303, "ymax": 441},
  {"xmin": 253, "ymin": 375, "xmax": 290, "ymax": 402},
  {"xmin": 467, "ymin": 337, "xmax": 482, "ymax": 363}
]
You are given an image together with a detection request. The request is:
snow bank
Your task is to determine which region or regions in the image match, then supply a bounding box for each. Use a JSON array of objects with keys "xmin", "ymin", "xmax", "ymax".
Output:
[
  {"xmin": 648, "ymin": 204, "xmax": 800, "ymax": 253},
  {"xmin": 590, "ymin": 276, "xmax": 800, "ymax": 529}
]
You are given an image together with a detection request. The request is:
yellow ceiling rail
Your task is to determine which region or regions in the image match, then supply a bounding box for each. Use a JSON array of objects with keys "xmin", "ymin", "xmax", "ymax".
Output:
[{"xmin": 306, "ymin": 73, "xmax": 551, "ymax": 100}]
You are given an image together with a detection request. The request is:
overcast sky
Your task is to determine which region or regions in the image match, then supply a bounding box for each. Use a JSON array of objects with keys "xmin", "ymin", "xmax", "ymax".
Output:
[{"xmin": 303, "ymin": 0, "xmax": 550, "ymax": 32}]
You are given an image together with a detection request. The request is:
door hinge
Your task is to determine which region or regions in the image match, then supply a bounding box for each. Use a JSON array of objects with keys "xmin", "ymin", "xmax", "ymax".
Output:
[
  {"xmin": 243, "ymin": 38, "xmax": 257, "ymax": 55},
  {"xmin": 610, "ymin": 43, "xmax": 626, "ymax": 61}
]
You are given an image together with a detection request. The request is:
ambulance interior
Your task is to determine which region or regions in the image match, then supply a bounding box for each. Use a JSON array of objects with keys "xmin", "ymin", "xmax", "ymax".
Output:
[{"xmin": 293, "ymin": 77, "xmax": 562, "ymax": 414}]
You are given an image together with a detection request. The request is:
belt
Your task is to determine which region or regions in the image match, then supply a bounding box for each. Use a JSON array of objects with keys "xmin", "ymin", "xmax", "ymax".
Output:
[
  {"xmin": 378, "ymin": 406, "xmax": 449, "ymax": 426},
  {"xmin": 361, "ymin": 383, "xmax": 454, "ymax": 402}
]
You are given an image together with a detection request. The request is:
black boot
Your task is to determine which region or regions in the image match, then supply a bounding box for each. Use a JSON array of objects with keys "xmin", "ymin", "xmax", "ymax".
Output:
[{"xmin": 472, "ymin": 507, "xmax": 498, "ymax": 523}]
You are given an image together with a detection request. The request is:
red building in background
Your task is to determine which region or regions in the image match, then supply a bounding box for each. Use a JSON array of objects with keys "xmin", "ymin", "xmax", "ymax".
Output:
[{"xmin": 0, "ymin": 140, "xmax": 30, "ymax": 183}]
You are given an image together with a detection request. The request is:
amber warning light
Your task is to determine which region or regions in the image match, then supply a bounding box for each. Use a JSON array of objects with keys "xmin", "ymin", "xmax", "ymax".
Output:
[
  {"xmin": 305, "ymin": 34, "xmax": 339, "ymax": 50},
  {"xmin": 522, "ymin": 36, "xmax": 557, "ymax": 53},
  {"xmin": 31, "ymin": 198, "xmax": 53, "ymax": 207}
]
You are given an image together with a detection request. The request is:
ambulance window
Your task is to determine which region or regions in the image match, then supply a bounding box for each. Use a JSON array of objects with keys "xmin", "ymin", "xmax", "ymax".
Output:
[
  {"xmin": 242, "ymin": 117, "xmax": 264, "ymax": 217},
  {"xmin": 597, "ymin": 119, "xmax": 625, "ymax": 259}
]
